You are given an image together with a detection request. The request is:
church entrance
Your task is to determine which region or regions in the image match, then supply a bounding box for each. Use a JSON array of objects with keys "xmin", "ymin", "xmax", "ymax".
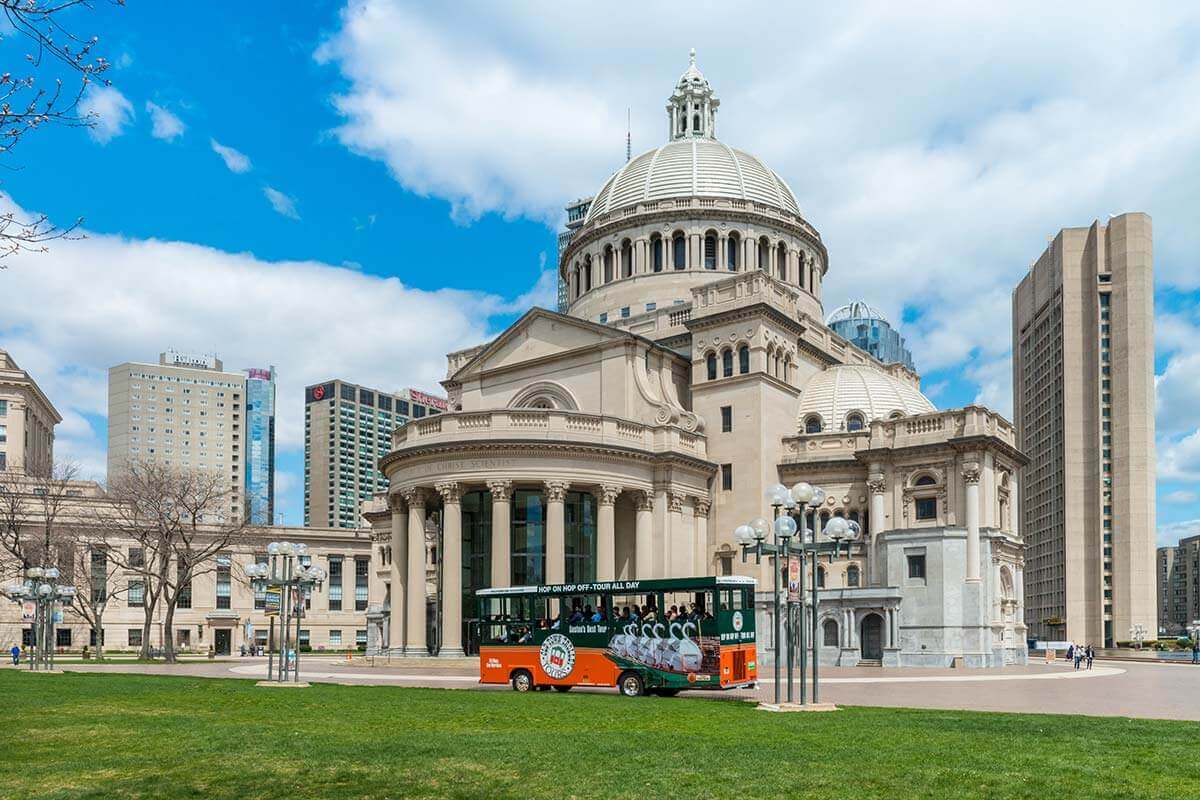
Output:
[{"xmin": 860, "ymin": 614, "xmax": 883, "ymax": 661}]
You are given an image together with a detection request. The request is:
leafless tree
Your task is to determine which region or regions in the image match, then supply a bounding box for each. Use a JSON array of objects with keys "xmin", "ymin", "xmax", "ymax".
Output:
[
  {"xmin": 93, "ymin": 460, "xmax": 248, "ymax": 662},
  {"xmin": 0, "ymin": 0, "xmax": 124, "ymax": 261},
  {"xmin": 56, "ymin": 533, "xmax": 124, "ymax": 659},
  {"xmin": 0, "ymin": 460, "xmax": 82, "ymax": 581}
]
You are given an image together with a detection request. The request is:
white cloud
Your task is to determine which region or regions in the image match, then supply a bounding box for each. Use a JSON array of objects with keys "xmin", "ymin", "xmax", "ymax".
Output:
[
  {"xmin": 145, "ymin": 101, "xmax": 185, "ymax": 141},
  {"xmin": 1156, "ymin": 352, "xmax": 1200, "ymax": 436},
  {"xmin": 0, "ymin": 192, "xmax": 545, "ymax": 483},
  {"xmin": 263, "ymin": 186, "xmax": 300, "ymax": 220},
  {"xmin": 316, "ymin": 2, "xmax": 1200, "ymax": 411},
  {"xmin": 1158, "ymin": 518, "xmax": 1200, "ymax": 547},
  {"xmin": 80, "ymin": 85, "xmax": 134, "ymax": 144},
  {"xmin": 1165, "ymin": 490, "xmax": 1198, "ymax": 504},
  {"xmin": 1159, "ymin": 429, "xmax": 1200, "ymax": 482},
  {"xmin": 210, "ymin": 138, "xmax": 252, "ymax": 173}
]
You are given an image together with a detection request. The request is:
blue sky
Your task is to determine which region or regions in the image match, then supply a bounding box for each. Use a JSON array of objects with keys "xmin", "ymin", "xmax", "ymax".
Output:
[{"xmin": 1, "ymin": 2, "xmax": 1197, "ymax": 542}]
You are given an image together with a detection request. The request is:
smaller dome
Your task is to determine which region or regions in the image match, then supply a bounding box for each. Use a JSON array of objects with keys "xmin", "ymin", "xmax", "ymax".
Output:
[
  {"xmin": 826, "ymin": 300, "xmax": 889, "ymax": 326},
  {"xmin": 797, "ymin": 365, "xmax": 935, "ymax": 431}
]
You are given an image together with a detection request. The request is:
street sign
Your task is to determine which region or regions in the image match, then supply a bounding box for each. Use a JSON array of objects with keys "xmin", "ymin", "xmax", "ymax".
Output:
[
  {"xmin": 21, "ymin": 601, "xmax": 34, "ymax": 623},
  {"xmin": 787, "ymin": 556, "xmax": 801, "ymax": 603},
  {"xmin": 264, "ymin": 585, "xmax": 282, "ymax": 616}
]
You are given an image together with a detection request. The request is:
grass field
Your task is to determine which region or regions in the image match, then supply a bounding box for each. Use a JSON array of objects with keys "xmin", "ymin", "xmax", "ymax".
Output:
[{"xmin": 2, "ymin": 671, "xmax": 1197, "ymax": 799}]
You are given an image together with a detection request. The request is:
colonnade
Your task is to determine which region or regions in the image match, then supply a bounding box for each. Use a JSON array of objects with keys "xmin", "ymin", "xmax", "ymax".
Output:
[{"xmin": 385, "ymin": 479, "xmax": 711, "ymax": 658}]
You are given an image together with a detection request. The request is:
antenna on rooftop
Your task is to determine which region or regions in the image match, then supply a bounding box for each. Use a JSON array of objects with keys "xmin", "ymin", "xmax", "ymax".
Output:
[{"xmin": 626, "ymin": 107, "xmax": 631, "ymax": 162}]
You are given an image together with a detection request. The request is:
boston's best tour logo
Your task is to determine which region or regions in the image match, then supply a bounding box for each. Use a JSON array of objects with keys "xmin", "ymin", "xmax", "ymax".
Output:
[{"xmin": 539, "ymin": 633, "xmax": 576, "ymax": 679}]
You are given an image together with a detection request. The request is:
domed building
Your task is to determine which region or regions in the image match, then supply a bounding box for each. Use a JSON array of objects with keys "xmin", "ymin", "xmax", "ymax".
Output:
[{"xmin": 366, "ymin": 54, "xmax": 1027, "ymax": 668}]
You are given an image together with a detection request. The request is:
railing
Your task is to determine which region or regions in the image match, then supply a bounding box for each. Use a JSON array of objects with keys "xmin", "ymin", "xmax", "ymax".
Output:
[{"xmin": 392, "ymin": 409, "xmax": 707, "ymax": 459}]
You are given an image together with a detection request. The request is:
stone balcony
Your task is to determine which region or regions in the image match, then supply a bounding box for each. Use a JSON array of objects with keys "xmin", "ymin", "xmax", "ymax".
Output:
[
  {"xmin": 781, "ymin": 406, "xmax": 1017, "ymax": 464},
  {"xmin": 391, "ymin": 408, "xmax": 708, "ymax": 460}
]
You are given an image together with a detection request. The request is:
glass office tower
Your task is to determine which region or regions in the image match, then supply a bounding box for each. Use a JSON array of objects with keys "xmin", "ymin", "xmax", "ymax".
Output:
[
  {"xmin": 827, "ymin": 300, "xmax": 915, "ymax": 370},
  {"xmin": 244, "ymin": 366, "xmax": 277, "ymax": 525}
]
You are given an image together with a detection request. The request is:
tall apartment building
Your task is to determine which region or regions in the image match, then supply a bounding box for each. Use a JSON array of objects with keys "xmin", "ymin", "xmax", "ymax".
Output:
[
  {"xmin": 303, "ymin": 381, "xmax": 446, "ymax": 528},
  {"xmin": 557, "ymin": 196, "xmax": 592, "ymax": 312},
  {"xmin": 244, "ymin": 366, "xmax": 277, "ymax": 525},
  {"xmin": 1012, "ymin": 212, "xmax": 1156, "ymax": 646},
  {"xmin": 1157, "ymin": 537, "xmax": 1199, "ymax": 636},
  {"xmin": 0, "ymin": 349, "xmax": 60, "ymax": 475},
  {"xmin": 108, "ymin": 351, "xmax": 247, "ymax": 521}
]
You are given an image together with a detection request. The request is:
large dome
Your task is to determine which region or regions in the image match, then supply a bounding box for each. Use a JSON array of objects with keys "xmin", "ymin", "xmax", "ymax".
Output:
[
  {"xmin": 798, "ymin": 365, "xmax": 936, "ymax": 430},
  {"xmin": 583, "ymin": 139, "xmax": 801, "ymax": 225}
]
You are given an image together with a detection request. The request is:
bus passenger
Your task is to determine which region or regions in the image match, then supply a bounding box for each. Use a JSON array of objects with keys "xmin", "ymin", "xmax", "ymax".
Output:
[
  {"xmin": 591, "ymin": 606, "xmax": 605, "ymax": 623},
  {"xmin": 569, "ymin": 605, "xmax": 585, "ymax": 624},
  {"xmin": 518, "ymin": 627, "xmax": 533, "ymax": 643}
]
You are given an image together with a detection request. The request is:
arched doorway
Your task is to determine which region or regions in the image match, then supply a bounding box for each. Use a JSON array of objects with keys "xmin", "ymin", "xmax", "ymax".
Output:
[{"xmin": 860, "ymin": 613, "xmax": 884, "ymax": 660}]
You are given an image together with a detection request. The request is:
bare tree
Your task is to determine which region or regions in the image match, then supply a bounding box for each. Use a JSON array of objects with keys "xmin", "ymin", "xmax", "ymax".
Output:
[
  {"xmin": 0, "ymin": 0, "xmax": 124, "ymax": 261},
  {"xmin": 94, "ymin": 460, "xmax": 248, "ymax": 662},
  {"xmin": 59, "ymin": 535, "xmax": 125, "ymax": 659},
  {"xmin": 0, "ymin": 460, "xmax": 82, "ymax": 580}
]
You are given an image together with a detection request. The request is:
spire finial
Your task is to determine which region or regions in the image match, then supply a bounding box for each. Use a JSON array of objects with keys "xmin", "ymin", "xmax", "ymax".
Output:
[
  {"xmin": 626, "ymin": 107, "xmax": 631, "ymax": 162},
  {"xmin": 689, "ymin": 48, "xmax": 696, "ymax": 67}
]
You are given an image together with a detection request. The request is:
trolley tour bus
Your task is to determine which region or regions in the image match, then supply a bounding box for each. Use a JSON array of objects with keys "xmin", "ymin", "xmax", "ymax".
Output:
[{"xmin": 476, "ymin": 576, "xmax": 757, "ymax": 697}]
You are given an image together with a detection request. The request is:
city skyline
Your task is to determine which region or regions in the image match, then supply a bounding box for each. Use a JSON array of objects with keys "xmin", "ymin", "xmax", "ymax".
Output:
[{"xmin": 0, "ymin": 3, "xmax": 1196, "ymax": 542}]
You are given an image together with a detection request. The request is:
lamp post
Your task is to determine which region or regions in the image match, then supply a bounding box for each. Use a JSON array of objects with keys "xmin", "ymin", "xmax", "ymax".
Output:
[
  {"xmin": 4, "ymin": 566, "xmax": 75, "ymax": 671},
  {"xmin": 245, "ymin": 541, "xmax": 325, "ymax": 683}
]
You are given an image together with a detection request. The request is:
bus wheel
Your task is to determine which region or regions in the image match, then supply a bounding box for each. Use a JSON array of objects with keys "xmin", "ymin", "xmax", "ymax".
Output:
[
  {"xmin": 618, "ymin": 671, "xmax": 645, "ymax": 697},
  {"xmin": 511, "ymin": 670, "xmax": 533, "ymax": 693},
  {"xmin": 553, "ymin": 685, "xmax": 572, "ymax": 692}
]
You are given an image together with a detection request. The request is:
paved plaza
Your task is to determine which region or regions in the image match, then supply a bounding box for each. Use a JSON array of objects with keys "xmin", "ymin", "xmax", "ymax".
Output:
[{"xmin": 13, "ymin": 656, "xmax": 1198, "ymax": 722}]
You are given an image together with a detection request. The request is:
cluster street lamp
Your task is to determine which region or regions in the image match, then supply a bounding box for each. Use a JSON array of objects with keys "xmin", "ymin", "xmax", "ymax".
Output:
[
  {"xmin": 734, "ymin": 482, "xmax": 859, "ymax": 709},
  {"xmin": 4, "ymin": 566, "xmax": 76, "ymax": 671},
  {"xmin": 245, "ymin": 541, "xmax": 326, "ymax": 684}
]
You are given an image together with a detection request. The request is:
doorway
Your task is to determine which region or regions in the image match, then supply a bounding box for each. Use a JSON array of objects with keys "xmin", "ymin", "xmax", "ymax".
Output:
[
  {"xmin": 214, "ymin": 629, "xmax": 232, "ymax": 656},
  {"xmin": 860, "ymin": 614, "xmax": 883, "ymax": 660}
]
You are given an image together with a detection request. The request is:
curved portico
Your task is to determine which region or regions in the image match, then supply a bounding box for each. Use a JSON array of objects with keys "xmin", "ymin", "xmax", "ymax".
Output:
[{"xmin": 379, "ymin": 408, "xmax": 714, "ymax": 656}]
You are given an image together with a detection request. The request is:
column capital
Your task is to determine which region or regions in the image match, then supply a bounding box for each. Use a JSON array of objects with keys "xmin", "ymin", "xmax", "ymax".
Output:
[
  {"xmin": 635, "ymin": 489, "xmax": 654, "ymax": 512},
  {"xmin": 867, "ymin": 475, "xmax": 886, "ymax": 495},
  {"xmin": 692, "ymin": 497, "xmax": 711, "ymax": 517},
  {"xmin": 435, "ymin": 481, "xmax": 462, "ymax": 504},
  {"xmin": 387, "ymin": 492, "xmax": 407, "ymax": 514},
  {"xmin": 962, "ymin": 466, "xmax": 981, "ymax": 485},
  {"xmin": 667, "ymin": 491, "xmax": 686, "ymax": 513},
  {"xmin": 401, "ymin": 486, "xmax": 427, "ymax": 509},
  {"xmin": 486, "ymin": 479, "xmax": 512, "ymax": 502},
  {"xmin": 544, "ymin": 480, "xmax": 570, "ymax": 503},
  {"xmin": 595, "ymin": 484, "xmax": 621, "ymax": 506}
]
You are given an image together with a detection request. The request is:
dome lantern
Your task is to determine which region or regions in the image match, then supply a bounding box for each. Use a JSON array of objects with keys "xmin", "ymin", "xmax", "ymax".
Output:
[{"xmin": 667, "ymin": 48, "xmax": 719, "ymax": 140}]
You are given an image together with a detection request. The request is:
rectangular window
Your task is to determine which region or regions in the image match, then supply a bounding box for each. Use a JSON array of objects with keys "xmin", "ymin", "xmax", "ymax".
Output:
[
  {"xmin": 253, "ymin": 554, "xmax": 268, "ymax": 609},
  {"xmin": 355, "ymin": 557, "xmax": 369, "ymax": 611},
  {"xmin": 915, "ymin": 497, "xmax": 937, "ymax": 520},
  {"xmin": 329, "ymin": 629, "xmax": 342, "ymax": 647},
  {"xmin": 645, "ymin": 302, "xmax": 656, "ymax": 312},
  {"xmin": 328, "ymin": 556, "xmax": 343, "ymax": 611},
  {"xmin": 355, "ymin": 629, "xmax": 368, "ymax": 650},
  {"xmin": 299, "ymin": 629, "xmax": 310, "ymax": 648},
  {"xmin": 57, "ymin": 628, "xmax": 72, "ymax": 647},
  {"xmin": 359, "ymin": 389, "xmax": 375, "ymax": 406},
  {"xmin": 0, "ymin": 399, "xmax": 6, "ymax": 416},
  {"xmin": 128, "ymin": 581, "xmax": 145, "ymax": 607},
  {"xmin": 599, "ymin": 312, "xmax": 608, "ymax": 324},
  {"xmin": 397, "ymin": 400, "xmax": 410, "ymax": 416},
  {"xmin": 216, "ymin": 557, "xmax": 231, "ymax": 610},
  {"xmin": 0, "ymin": 424, "xmax": 6, "ymax": 443},
  {"xmin": 721, "ymin": 405, "xmax": 732, "ymax": 433},
  {"xmin": 128, "ymin": 628, "xmax": 143, "ymax": 648},
  {"xmin": 177, "ymin": 564, "xmax": 192, "ymax": 609},
  {"xmin": 340, "ymin": 384, "xmax": 356, "ymax": 401},
  {"xmin": 907, "ymin": 554, "xmax": 926, "ymax": 580},
  {"xmin": 378, "ymin": 395, "xmax": 392, "ymax": 412},
  {"xmin": 620, "ymin": 306, "xmax": 630, "ymax": 318},
  {"xmin": 721, "ymin": 463, "xmax": 733, "ymax": 491},
  {"xmin": 90, "ymin": 549, "xmax": 107, "ymax": 603},
  {"xmin": 129, "ymin": 547, "xmax": 145, "ymax": 569}
]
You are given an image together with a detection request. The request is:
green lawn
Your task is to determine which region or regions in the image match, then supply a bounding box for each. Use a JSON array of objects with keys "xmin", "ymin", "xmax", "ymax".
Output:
[{"xmin": 2, "ymin": 671, "xmax": 1196, "ymax": 799}]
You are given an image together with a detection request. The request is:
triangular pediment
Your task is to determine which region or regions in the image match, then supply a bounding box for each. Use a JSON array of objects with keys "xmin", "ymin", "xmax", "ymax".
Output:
[{"xmin": 451, "ymin": 308, "xmax": 633, "ymax": 381}]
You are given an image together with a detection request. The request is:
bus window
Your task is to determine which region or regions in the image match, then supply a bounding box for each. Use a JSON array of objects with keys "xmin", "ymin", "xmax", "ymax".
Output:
[{"xmin": 719, "ymin": 589, "xmax": 744, "ymax": 611}]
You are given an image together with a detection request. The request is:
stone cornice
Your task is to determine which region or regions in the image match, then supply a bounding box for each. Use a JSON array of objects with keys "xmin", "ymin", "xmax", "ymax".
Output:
[
  {"xmin": 686, "ymin": 300, "xmax": 807, "ymax": 338},
  {"xmin": 380, "ymin": 439, "xmax": 718, "ymax": 476}
]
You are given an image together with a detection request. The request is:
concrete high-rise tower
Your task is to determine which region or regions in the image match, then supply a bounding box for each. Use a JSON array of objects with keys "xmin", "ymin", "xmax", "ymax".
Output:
[{"xmin": 1012, "ymin": 213, "xmax": 1156, "ymax": 647}]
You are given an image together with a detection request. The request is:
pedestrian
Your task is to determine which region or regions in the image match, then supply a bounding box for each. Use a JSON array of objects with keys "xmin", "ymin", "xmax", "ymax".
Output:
[
  {"xmin": 1073, "ymin": 644, "xmax": 1082, "ymax": 670},
  {"xmin": 1085, "ymin": 644, "xmax": 1094, "ymax": 670},
  {"xmin": 1066, "ymin": 642, "xmax": 1074, "ymax": 663},
  {"xmin": 9, "ymin": 644, "xmax": 19, "ymax": 666},
  {"xmin": 1191, "ymin": 638, "xmax": 1199, "ymax": 665}
]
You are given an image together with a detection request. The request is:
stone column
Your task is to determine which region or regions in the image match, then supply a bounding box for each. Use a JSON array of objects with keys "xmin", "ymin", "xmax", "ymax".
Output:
[
  {"xmin": 487, "ymin": 480, "xmax": 512, "ymax": 588},
  {"xmin": 403, "ymin": 487, "xmax": 428, "ymax": 655},
  {"xmin": 545, "ymin": 481, "xmax": 569, "ymax": 585},
  {"xmin": 388, "ymin": 493, "xmax": 408, "ymax": 651},
  {"xmin": 635, "ymin": 490, "xmax": 654, "ymax": 578},
  {"xmin": 867, "ymin": 474, "xmax": 886, "ymax": 586},
  {"xmin": 1009, "ymin": 472, "xmax": 1020, "ymax": 534},
  {"xmin": 668, "ymin": 491, "xmax": 687, "ymax": 577},
  {"xmin": 1015, "ymin": 564, "xmax": 1025, "ymax": 625},
  {"xmin": 963, "ymin": 464, "xmax": 982, "ymax": 582},
  {"xmin": 692, "ymin": 499, "xmax": 711, "ymax": 576},
  {"xmin": 595, "ymin": 485, "xmax": 620, "ymax": 582},
  {"xmin": 436, "ymin": 481, "xmax": 464, "ymax": 657}
]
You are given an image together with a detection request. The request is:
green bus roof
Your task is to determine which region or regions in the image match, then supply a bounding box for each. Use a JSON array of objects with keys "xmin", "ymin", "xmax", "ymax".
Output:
[{"xmin": 475, "ymin": 575, "xmax": 756, "ymax": 597}]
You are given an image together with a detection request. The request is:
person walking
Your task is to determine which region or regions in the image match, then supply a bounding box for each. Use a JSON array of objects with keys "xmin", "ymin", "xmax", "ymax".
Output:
[
  {"xmin": 1191, "ymin": 638, "xmax": 1199, "ymax": 665},
  {"xmin": 1073, "ymin": 644, "xmax": 1083, "ymax": 670},
  {"xmin": 1085, "ymin": 644, "xmax": 1094, "ymax": 670},
  {"xmin": 1066, "ymin": 642, "xmax": 1075, "ymax": 664},
  {"xmin": 9, "ymin": 644, "xmax": 19, "ymax": 666}
]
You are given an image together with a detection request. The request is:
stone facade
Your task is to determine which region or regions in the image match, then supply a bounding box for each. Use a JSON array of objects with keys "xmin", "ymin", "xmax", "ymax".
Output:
[{"xmin": 0, "ymin": 349, "xmax": 60, "ymax": 477}]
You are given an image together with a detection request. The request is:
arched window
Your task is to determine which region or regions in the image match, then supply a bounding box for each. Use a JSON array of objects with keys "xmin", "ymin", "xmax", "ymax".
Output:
[
  {"xmin": 846, "ymin": 413, "xmax": 865, "ymax": 432},
  {"xmin": 621, "ymin": 239, "xmax": 633, "ymax": 278},
  {"xmin": 783, "ymin": 358, "xmax": 792, "ymax": 383},
  {"xmin": 706, "ymin": 352, "xmax": 717, "ymax": 381},
  {"xmin": 692, "ymin": 113, "xmax": 700, "ymax": 132},
  {"xmin": 816, "ymin": 565, "xmax": 826, "ymax": 589},
  {"xmin": 776, "ymin": 242, "xmax": 788, "ymax": 282},
  {"xmin": 651, "ymin": 235, "xmax": 663, "ymax": 273},
  {"xmin": 603, "ymin": 246, "xmax": 613, "ymax": 283},
  {"xmin": 846, "ymin": 565, "xmax": 860, "ymax": 588},
  {"xmin": 804, "ymin": 415, "xmax": 822, "ymax": 434},
  {"xmin": 738, "ymin": 345, "xmax": 750, "ymax": 374},
  {"xmin": 703, "ymin": 232, "xmax": 717, "ymax": 269},
  {"xmin": 583, "ymin": 256, "xmax": 592, "ymax": 291},
  {"xmin": 888, "ymin": 411, "xmax": 905, "ymax": 420},
  {"xmin": 727, "ymin": 232, "xmax": 740, "ymax": 271},
  {"xmin": 914, "ymin": 474, "xmax": 937, "ymax": 486},
  {"xmin": 722, "ymin": 349, "xmax": 733, "ymax": 378},
  {"xmin": 798, "ymin": 253, "xmax": 806, "ymax": 288},
  {"xmin": 822, "ymin": 618, "xmax": 838, "ymax": 647},
  {"xmin": 765, "ymin": 346, "xmax": 774, "ymax": 376},
  {"xmin": 758, "ymin": 237, "xmax": 770, "ymax": 271},
  {"xmin": 673, "ymin": 233, "xmax": 687, "ymax": 270},
  {"xmin": 774, "ymin": 352, "xmax": 782, "ymax": 377},
  {"xmin": 572, "ymin": 263, "xmax": 580, "ymax": 298}
]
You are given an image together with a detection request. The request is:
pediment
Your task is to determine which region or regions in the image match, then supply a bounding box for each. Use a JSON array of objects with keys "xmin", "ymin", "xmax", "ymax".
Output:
[{"xmin": 451, "ymin": 309, "xmax": 631, "ymax": 380}]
